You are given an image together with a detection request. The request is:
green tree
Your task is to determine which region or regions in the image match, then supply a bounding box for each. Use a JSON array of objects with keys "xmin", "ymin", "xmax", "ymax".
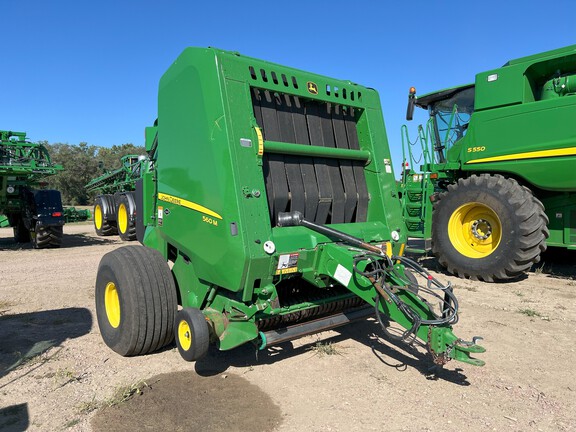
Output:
[
  {"xmin": 45, "ymin": 142, "xmax": 99, "ymax": 205},
  {"xmin": 43, "ymin": 142, "xmax": 145, "ymax": 205},
  {"xmin": 96, "ymin": 143, "xmax": 146, "ymax": 172}
]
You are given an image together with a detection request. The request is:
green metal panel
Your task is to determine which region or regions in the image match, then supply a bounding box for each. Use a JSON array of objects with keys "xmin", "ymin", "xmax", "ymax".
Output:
[
  {"xmin": 540, "ymin": 194, "xmax": 576, "ymax": 248},
  {"xmin": 147, "ymin": 47, "xmax": 406, "ymax": 298},
  {"xmin": 459, "ymin": 96, "xmax": 576, "ymax": 191},
  {"xmin": 475, "ymin": 45, "xmax": 576, "ymax": 110},
  {"xmin": 462, "ymin": 46, "xmax": 576, "ymax": 192}
]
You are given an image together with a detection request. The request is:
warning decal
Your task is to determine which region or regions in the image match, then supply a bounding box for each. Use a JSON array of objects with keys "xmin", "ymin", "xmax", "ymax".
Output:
[{"xmin": 275, "ymin": 253, "xmax": 299, "ymax": 275}]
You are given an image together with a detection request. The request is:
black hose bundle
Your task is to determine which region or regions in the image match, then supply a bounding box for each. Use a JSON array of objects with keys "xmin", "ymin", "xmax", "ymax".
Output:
[{"xmin": 353, "ymin": 253, "xmax": 458, "ymax": 342}]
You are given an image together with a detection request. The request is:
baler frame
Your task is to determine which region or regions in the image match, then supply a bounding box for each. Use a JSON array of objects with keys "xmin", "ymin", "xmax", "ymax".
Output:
[{"xmin": 95, "ymin": 47, "xmax": 485, "ymax": 369}]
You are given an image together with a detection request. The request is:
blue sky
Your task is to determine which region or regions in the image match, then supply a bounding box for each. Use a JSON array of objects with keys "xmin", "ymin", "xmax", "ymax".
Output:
[{"xmin": 2, "ymin": 1, "xmax": 574, "ymax": 169}]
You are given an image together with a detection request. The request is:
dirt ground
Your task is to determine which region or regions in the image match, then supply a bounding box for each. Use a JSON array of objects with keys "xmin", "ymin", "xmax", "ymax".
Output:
[{"xmin": 0, "ymin": 223, "xmax": 575, "ymax": 432}]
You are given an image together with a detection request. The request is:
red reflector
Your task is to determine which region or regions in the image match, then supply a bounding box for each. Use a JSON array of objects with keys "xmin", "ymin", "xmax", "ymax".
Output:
[
  {"xmin": 52, "ymin": 212, "xmax": 62, "ymax": 217},
  {"xmin": 430, "ymin": 173, "xmax": 438, "ymax": 179}
]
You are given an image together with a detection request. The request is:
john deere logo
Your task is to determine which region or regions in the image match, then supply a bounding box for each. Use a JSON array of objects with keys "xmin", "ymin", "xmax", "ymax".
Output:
[{"xmin": 307, "ymin": 81, "xmax": 318, "ymax": 95}]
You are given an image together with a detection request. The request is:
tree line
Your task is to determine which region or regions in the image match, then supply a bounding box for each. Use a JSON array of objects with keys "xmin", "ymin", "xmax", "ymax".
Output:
[{"xmin": 41, "ymin": 142, "xmax": 146, "ymax": 206}]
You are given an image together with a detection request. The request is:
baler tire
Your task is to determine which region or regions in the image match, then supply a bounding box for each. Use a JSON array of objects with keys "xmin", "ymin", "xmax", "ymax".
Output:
[
  {"xmin": 95, "ymin": 246, "xmax": 177, "ymax": 356},
  {"xmin": 116, "ymin": 193, "xmax": 137, "ymax": 241},
  {"xmin": 431, "ymin": 174, "xmax": 547, "ymax": 282},
  {"xmin": 94, "ymin": 195, "xmax": 117, "ymax": 237},
  {"xmin": 175, "ymin": 308, "xmax": 209, "ymax": 362}
]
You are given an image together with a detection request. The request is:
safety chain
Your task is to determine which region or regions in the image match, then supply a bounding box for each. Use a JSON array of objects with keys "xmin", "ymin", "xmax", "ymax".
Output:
[{"xmin": 427, "ymin": 326, "xmax": 452, "ymax": 366}]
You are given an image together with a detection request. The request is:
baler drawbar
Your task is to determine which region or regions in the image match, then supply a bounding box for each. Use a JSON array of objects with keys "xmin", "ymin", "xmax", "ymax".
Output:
[{"xmin": 275, "ymin": 210, "xmax": 485, "ymax": 366}]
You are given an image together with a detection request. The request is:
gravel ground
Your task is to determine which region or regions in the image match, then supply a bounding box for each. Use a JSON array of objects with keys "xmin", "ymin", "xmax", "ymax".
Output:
[{"xmin": 1, "ymin": 223, "xmax": 575, "ymax": 431}]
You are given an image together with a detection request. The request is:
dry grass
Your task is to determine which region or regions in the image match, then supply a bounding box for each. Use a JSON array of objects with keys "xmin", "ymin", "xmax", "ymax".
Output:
[
  {"xmin": 308, "ymin": 341, "xmax": 342, "ymax": 357},
  {"xmin": 105, "ymin": 380, "xmax": 151, "ymax": 407}
]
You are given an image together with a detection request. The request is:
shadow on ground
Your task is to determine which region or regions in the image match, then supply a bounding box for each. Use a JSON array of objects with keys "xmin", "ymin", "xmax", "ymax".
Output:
[
  {"xmin": 0, "ymin": 403, "xmax": 28, "ymax": 432},
  {"xmin": 90, "ymin": 320, "xmax": 471, "ymax": 432},
  {"xmin": 411, "ymin": 254, "xmax": 531, "ymax": 283},
  {"xmin": 535, "ymin": 247, "xmax": 576, "ymax": 279},
  {"xmin": 193, "ymin": 318, "xmax": 472, "ymax": 386},
  {"xmin": 0, "ymin": 232, "xmax": 116, "ymax": 250},
  {"xmin": 405, "ymin": 241, "xmax": 575, "ymax": 282},
  {"xmin": 61, "ymin": 233, "xmax": 118, "ymax": 248},
  {"xmin": 0, "ymin": 307, "xmax": 93, "ymax": 382},
  {"xmin": 91, "ymin": 371, "xmax": 281, "ymax": 432}
]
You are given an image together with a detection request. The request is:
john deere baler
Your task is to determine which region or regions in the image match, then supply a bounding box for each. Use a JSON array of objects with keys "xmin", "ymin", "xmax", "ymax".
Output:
[{"xmin": 95, "ymin": 48, "xmax": 484, "ymax": 367}]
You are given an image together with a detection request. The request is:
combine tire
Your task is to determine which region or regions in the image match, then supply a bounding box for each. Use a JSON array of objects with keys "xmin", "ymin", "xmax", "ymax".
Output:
[
  {"xmin": 94, "ymin": 195, "xmax": 117, "ymax": 236},
  {"xmin": 95, "ymin": 246, "xmax": 177, "ymax": 356},
  {"xmin": 32, "ymin": 223, "xmax": 63, "ymax": 249},
  {"xmin": 175, "ymin": 308, "xmax": 209, "ymax": 362},
  {"xmin": 116, "ymin": 193, "xmax": 136, "ymax": 241},
  {"xmin": 432, "ymin": 174, "xmax": 547, "ymax": 282}
]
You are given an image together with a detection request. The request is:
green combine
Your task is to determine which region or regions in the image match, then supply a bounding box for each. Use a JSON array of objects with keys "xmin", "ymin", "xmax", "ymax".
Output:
[
  {"xmin": 0, "ymin": 130, "xmax": 65, "ymax": 248},
  {"xmin": 94, "ymin": 48, "xmax": 485, "ymax": 368},
  {"xmin": 401, "ymin": 45, "xmax": 576, "ymax": 281},
  {"xmin": 85, "ymin": 154, "xmax": 147, "ymax": 240}
]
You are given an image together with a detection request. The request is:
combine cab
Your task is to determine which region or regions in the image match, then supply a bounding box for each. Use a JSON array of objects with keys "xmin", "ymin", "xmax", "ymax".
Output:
[
  {"xmin": 94, "ymin": 48, "xmax": 485, "ymax": 368},
  {"xmin": 0, "ymin": 130, "xmax": 65, "ymax": 248}
]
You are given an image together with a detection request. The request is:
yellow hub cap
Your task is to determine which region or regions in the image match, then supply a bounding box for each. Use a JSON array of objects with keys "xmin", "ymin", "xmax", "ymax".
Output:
[
  {"xmin": 104, "ymin": 282, "xmax": 121, "ymax": 328},
  {"xmin": 178, "ymin": 320, "xmax": 192, "ymax": 351},
  {"xmin": 94, "ymin": 204, "xmax": 103, "ymax": 230},
  {"xmin": 448, "ymin": 202, "xmax": 502, "ymax": 258},
  {"xmin": 118, "ymin": 203, "xmax": 128, "ymax": 234}
]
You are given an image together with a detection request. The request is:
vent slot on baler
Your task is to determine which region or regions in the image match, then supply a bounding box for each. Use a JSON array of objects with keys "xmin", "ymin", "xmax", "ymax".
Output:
[{"xmin": 251, "ymin": 88, "xmax": 369, "ymax": 227}]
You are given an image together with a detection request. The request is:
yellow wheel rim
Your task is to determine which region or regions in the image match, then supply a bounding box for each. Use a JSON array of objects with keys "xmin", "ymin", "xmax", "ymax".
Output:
[
  {"xmin": 178, "ymin": 320, "xmax": 192, "ymax": 351},
  {"xmin": 104, "ymin": 282, "xmax": 121, "ymax": 328},
  {"xmin": 118, "ymin": 203, "xmax": 128, "ymax": 234},
  {"xmin": 448, "ymin": 202, "xmax": 502, "ymax": 258},
  {"xmin": 94, "ymin": 204, "xmax": 103, "ymax": 230}
]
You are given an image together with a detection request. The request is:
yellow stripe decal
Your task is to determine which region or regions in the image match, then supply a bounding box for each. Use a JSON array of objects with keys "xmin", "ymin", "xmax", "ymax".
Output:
[
  {"xmin": 158, "ymin": 193, "xmax": 222, "ymax": 220},
  {"xmin": 255, "ymin": 127, "xmax": 264, "ymax": 156},
  {"xmin": 466, "ymin": 147, "xmax": 576, "ymax": 164}
]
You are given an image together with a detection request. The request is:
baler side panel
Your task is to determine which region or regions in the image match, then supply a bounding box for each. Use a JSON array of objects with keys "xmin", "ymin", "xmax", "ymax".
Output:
[{"xmin": 154, "ymin": 49, "xmax": 249, "ymax": 293}]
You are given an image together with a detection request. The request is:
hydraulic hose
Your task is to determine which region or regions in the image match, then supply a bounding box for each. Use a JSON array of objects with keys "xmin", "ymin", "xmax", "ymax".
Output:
[{"xmin": 278, "ymin": 211, "xmax": 459, "ymax": 341}]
